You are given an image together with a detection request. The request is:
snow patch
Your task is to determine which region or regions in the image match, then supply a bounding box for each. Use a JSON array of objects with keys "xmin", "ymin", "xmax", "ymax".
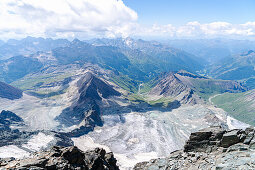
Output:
[
  {"xmin": 227, "ymin": 116, "xmax": 250, "ymax": 130},
  {"xmin": 22, "ymin": 132, "xmax": 54, "ymax": 152},
  {"xmin": 0, "ymin": 145, "xmax": 30, "ymax": 159}
]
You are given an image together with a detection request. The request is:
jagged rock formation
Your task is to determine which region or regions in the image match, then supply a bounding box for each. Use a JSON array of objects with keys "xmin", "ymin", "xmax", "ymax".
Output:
[
  {"xmin": 56, "ymin": 72, "xmax": 121, "ymax": 136},
  {"xmin": 134, "ymin": 126, "xmax": 255, "ymax": 169},
  {"xmin": 0, "ymin": 82, "xmax": 22, "ymax": 100},
  {"xmin": 1, "ymin": 146, "xmax": 119, "ymax": 170}
]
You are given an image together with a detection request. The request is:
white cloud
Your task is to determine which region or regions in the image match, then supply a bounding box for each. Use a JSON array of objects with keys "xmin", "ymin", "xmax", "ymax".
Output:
[
  {"xmin": 0, "ymin": 0, "xmax": 137, "ymax": 40},
  {"xmin": 137, "ymin": 22, "xmax": 255, "ymax": 39},
  {"xmin": 0, "ymin": 0, "xmax": 255, "ymax": 40}
]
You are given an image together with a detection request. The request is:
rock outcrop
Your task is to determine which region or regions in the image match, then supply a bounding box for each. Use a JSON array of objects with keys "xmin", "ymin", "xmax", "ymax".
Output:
[
  {"xmin": 0, "ymin": 146, "xmax": 119, "ymax": 170},
  {"xmin": 0, "ymin": 110, "xmax": 24, "ymax": 130},
  {"xmin": 134, "ymin": 126, "xmax": 255, "ymax": 169}
]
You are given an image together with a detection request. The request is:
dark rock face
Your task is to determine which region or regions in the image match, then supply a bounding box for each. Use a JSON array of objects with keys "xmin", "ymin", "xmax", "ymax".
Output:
[
  {"xmin": 0, "ymin": 82, "xmax": 22, "ymax": 100},
  {"xmin": 56, "ymin": 72, "xmax": 121, "ymax": 136},
  {"xmin": 77, "ymin": 72, "xmax": 121, "ymax": 101},
  {"xmin": 134, "ymin": 126, "xmax": 255, "ymax": 170},
  {"xmin": 184, "ymin": 126, "xmax": 226, "ymax": 152},
  {"xmin": 221, "ymin": 129, "xmax": 245, "ymax": 147},
  {"xmin": 0, "ymin": 129, "xmax": 35, "ymax": 147},
  {"xmin": 0, "ymin": 110, "xmax": 24, "ymax": 128},
  {"xmin": 1, "ymin": 146, "xmax": 119, "ymax": 170}
]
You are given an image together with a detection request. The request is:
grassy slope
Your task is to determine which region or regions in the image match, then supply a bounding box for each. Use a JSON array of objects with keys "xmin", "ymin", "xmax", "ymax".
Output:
[
  {"xmin": 128, "ymin": 94, "xmax": 174, "ymax": 107},
  {"xmin": 10, "ymin": 73, "xmax": 72, "ymax": 91},
  {"xmin": 109, "ymin": 75, "xmax": 141, "ymax": 93},
  {"xmin": 190, "ymin": 79, "xmax": 230, "ymax": 100},
  {"xmin": 211, "ymin": 92, "xmax": 255, "ymax": 126}
]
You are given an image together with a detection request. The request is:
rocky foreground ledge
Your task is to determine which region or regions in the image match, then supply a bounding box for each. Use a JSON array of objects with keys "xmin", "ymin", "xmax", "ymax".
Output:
[
  {"xmin": 2, "ymin": 126, "xmax": 255, "ymax": 169},
  {"xmin": 0, "ymin": 146, "xmax": 119, "ymax": 169},
  {"xmin": 134, "ymin": 126, "xmax": 255, "ymax": 169}
]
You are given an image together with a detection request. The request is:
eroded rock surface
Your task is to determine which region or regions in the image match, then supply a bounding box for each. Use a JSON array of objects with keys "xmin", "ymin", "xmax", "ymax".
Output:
[
  {"xmin": 1, "ymin": 146, "xmax": 119, "ymax": 170},
  {"xmin": 134, "ymin": 126, "xmax": 255, "ymax": 169}
]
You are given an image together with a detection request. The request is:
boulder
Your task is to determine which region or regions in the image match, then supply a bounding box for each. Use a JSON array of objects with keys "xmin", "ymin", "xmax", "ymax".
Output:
[
  {"xmin": 221, "ymin": 129, "xmax": 241, "ymax": 148},
  {"xmin": 184, "ymin": 126, "xmax": 225, "ymax": 152}
]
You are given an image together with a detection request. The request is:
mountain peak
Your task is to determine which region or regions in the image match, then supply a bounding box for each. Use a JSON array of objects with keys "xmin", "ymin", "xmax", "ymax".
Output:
[
  {"xmin": 71, "ymin": 38, "xmax": 90, "ymax": 47},
  {"xmin": 56, "ymin": 72, "xmax": 121, "ymax": 129},
  {"xmin": 71, "ymin": 38, "xmax": 82, "ymax": 44},
  {"xmin": 77, "ymin": 72, "xmax": 121, "ymax": 101}
]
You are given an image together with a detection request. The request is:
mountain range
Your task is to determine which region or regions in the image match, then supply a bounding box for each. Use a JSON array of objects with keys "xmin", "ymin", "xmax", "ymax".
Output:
[
  {"xmin": 0, "ymin": 36, "xmax": 253, "ymax": 169},
  {"xmin": 208, "ymin": 50, "xmax": 255, "ymax": 88},
  {"xmin": 0, "ymin": 37, "xmax": 70, "ymax": 60}
]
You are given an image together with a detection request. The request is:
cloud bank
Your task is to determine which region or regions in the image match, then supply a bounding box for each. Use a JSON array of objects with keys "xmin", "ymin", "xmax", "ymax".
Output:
[
  {"xmin": 0, "ymin": 0, "xmax": 137, "ymax": 39},
  {"xmin": 0, "ymin": 0, "xmax": 255, "ymax": 40}
]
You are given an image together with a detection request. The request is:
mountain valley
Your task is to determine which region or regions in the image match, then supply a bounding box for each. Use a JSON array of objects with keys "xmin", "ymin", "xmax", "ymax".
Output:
[{"xmin": 0, "ymin": 37, "xmax": 253, "ymax": 169}]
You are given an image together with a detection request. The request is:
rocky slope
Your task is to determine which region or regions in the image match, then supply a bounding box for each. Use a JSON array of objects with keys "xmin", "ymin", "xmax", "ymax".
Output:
[
  {"xmin": 56, "ymin": 72, "xmax": 121, "ymax": 136},
  {"xmin": 149, "ymin": 72, "xmax": 201, "ymax": 104},
  {"xmin": 0, "ymin": 146, "xmax": 119, "ymax": 170},
  {"xmin": 149, "ymin": 70, "xmax": 247, "ymax": 103},
  {"xmin": 0, "ymin": 81, "xmax": 23, "ymax": 100},
  {"xmin": 134, "ymin": 126, "xmax": 255, "ymax": 169},
  {"xmin": 0, "ymin": 110, "xmax": 24, "ymax": 130}
]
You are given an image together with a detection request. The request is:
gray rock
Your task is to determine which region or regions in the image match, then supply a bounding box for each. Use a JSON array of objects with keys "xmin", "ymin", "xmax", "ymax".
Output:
[
  {"xmin": 134, "ymin": 127, "xmax": 255, "ymax": 170},
  {"xmin": 243, "ymin": 132, "xmax": 254, "ymax": 145},
  {"xmin": 2, "ymin": 146, "xmax": 119, "ymax": 170},
  {"xmin": 221, "ymin": 129, "xmax": 241, "ymax": 148}
]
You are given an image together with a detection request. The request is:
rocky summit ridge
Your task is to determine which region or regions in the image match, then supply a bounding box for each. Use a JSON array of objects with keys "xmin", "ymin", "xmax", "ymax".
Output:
[
  {"xmin": 134, "ymin": 126, "xmax": 255, "ymax": 169},
  {"xmin": 1, "ymin": 146, "xmax": 119, "ymax": 170},
  {"xmin": 3, "ymin": 126, "xmax": 255, "ymax": 169}
]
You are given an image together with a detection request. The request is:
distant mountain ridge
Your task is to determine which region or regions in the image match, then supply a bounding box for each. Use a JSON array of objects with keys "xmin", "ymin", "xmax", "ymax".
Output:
[
  {"xmin": 164, "ymin": 39, "xmax": 255, "ymax": 63},
  {"xmin": 0, "ymin": 55, "xmax": 43, "ymax": 83},
  {"xmin": 89, "ymin": 37, "xmax": 204, "ymax": 74},
  {"xmin": 0, "ymin": 37, "xmax": 205, "ymax": 85},
  {"xmin": 0, "ymin": 36, "xmax": 70, "ymax": 60},
  {"xmin": 208, "ymin": 50, "xmax": 255, "ymax": 89}
]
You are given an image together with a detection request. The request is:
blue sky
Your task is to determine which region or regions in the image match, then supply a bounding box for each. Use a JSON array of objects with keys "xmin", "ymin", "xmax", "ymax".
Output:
[
  {"xmin": 0, "ymin": 0, "xmax": 255, "ymax": 40},
  {"xmin": 123, "ymin": 0, "xmax": 255, "ymax": 26}
]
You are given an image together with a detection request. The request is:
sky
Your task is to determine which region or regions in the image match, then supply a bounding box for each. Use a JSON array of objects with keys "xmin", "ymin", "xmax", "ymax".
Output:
[
  {"xmin": 0, "ymin": 0, "xmax": 255, "ymax": 40},
  {"xmin": 123, "ymin": 0, "xmax": 255, "ymax": 26}
]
